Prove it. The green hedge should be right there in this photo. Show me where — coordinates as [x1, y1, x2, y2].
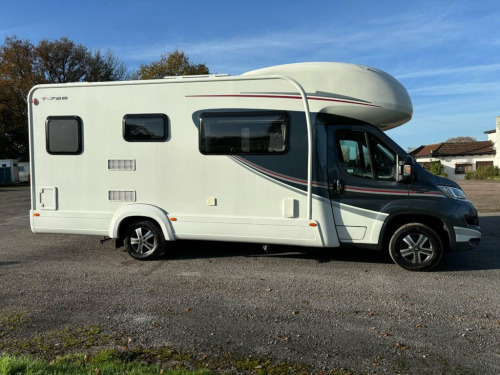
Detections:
[429, 161, 448, 177]
[465, 165, 500, 180]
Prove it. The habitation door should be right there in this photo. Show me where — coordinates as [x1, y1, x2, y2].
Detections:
[326, 126, 409, 245]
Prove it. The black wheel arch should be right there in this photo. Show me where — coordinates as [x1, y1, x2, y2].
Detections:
[381, 213, 451, 253]
[117, 215, 163, 241]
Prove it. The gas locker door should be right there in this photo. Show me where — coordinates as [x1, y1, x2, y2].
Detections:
[326, 125, 409, 245]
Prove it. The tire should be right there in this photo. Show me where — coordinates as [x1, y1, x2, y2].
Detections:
[124, 220, 166, 260]
[388, 223, 443, 271]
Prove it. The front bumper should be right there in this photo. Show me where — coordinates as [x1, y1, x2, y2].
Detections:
[453, 226, 481, 252]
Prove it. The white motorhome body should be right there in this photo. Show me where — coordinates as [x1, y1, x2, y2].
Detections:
[28, 62, 480, 271]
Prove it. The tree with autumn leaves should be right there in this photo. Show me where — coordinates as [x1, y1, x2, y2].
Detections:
[0, 36, 209, 161]
[0, 37, 40, 161]
[132, 49, 209, 79]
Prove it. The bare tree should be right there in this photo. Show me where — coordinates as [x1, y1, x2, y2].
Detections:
[36, 37, 88, 83]
[85, 49, 128, 82]
[35, 38, 128, 83]
[446, 136, 477, 143]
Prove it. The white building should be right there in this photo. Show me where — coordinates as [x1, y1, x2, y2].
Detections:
[485, 116, 500, 167]
[0, 159, 19, 184]
[410, 116, 499, 180]
[18, 162, 30, 183]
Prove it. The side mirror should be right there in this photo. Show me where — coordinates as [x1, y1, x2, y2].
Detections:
[398, 156, 413, 183]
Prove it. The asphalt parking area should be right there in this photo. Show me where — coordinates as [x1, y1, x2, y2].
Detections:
[1, 186, 499, 374]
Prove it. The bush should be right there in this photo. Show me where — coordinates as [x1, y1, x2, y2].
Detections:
[465, 165, 500, 180]
[429, 161, 447, 177]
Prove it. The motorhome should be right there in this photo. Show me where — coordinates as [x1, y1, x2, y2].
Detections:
[28, 62, 481, 271]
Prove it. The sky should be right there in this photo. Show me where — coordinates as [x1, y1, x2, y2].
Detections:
[1, 0, 499, 150]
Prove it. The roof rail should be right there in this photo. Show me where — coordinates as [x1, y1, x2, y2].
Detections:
[163, 73, 230, 79]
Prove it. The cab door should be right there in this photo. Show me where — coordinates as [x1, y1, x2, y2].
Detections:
[327, 126, 409, 245]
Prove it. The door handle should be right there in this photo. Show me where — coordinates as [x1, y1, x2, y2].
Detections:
[330, 179, 345, 195]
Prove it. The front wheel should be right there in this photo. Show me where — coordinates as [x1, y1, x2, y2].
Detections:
[389, 223, 443, 271]
[124, 220, 166, 260]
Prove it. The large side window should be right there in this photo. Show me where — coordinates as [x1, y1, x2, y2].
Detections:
[123, 114, 168, 142]
[199, 111, 288, 154]
[336, 130, 396, 181]
[46, 116, 83, 155]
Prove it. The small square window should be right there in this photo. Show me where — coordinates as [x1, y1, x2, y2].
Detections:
[46, 116, 83, 155]
[123, 114, 168, 142]
[455, 163, 472, 174]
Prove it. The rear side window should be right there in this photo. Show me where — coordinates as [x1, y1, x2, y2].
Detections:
[46, 116, 83, 155]
[199, 111, 288, 154]
[123, 114, 168, 142]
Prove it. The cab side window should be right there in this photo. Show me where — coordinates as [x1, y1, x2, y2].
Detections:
[337, 130, 372, 179]
[336, 130, 396, 181]
[370, 135, 396, 181]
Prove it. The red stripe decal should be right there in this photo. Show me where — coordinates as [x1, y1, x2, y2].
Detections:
[409, 191, 443, 196]
[186, 94, 381, 108]
[232, 158, 444, 197]
[348, 186, 443, 196]
[232, 156, 326, 188]
[347, 187, 408, 195]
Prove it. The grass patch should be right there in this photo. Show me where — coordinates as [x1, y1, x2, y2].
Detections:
[0, 323, 127, 358]
[0, 352, 211, 375]
[0, 312, 26, 339]
[0, 350, 356, 375]
[0, 311, 128, 359]
[0, 311, 355, 374]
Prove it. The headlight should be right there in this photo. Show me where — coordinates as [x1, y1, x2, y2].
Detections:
[438, 185, 466, 199]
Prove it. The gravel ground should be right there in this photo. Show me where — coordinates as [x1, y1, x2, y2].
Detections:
[0, 185, 499, 374]
[457, 179, 500, 213]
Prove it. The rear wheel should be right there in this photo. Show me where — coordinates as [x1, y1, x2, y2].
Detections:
[124, 220, 166, 260]
[389, 223, 443, 271]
